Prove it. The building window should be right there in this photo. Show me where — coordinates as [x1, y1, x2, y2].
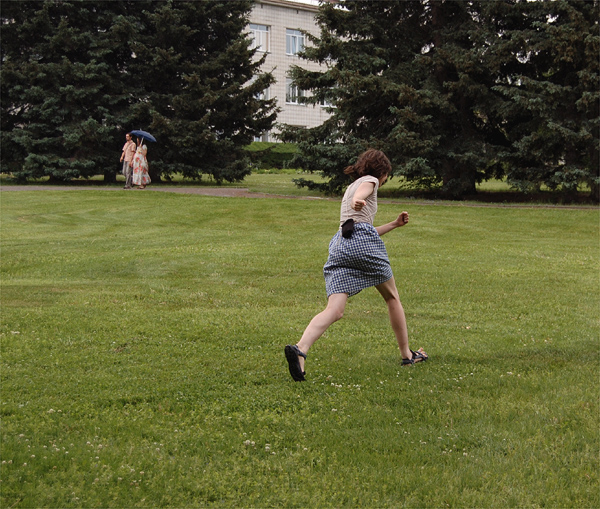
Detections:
[250, 23, 270, 52]
[286, 78, 305, 104]
[286, 28, 304, 55]
[255, 86, 270, 101]
[254, 132, 270, 142]
[319, 96, 332, 108]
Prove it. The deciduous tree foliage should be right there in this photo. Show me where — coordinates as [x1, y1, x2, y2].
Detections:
[280, 0, 598, 200]
[1, 0, 277, 183]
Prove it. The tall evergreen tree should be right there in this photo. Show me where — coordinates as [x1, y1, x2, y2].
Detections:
[487, 0, 599, 200]
[280, 0, 509, 197]
[1, 0, 277, 183]
[1, 1, 132, 181]
[125, 0, 277, 183]
[281, 0, 598, 200]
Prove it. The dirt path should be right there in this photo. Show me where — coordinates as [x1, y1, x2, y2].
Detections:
[1, 185, 596, 210]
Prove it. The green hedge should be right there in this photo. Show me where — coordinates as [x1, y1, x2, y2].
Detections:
[244, 142, 298, 169]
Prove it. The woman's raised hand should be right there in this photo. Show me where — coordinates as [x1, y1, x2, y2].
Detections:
[396, 211, 409, 226]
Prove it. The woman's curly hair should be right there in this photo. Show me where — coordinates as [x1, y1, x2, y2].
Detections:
[343, 149, 391, 181]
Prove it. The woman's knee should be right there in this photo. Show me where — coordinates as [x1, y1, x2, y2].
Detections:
[332, 308, 344, 322]
[325, 294, 347, 322]
[377, 281, 400, 302]
[324, 304, 344, 322]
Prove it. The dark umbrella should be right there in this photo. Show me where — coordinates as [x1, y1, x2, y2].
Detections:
[130, 129, 156, 143]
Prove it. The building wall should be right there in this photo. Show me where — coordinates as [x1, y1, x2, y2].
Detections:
[250, 0, 330, 141]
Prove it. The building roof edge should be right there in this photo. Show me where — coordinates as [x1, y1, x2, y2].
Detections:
[255, 0, 321, 13]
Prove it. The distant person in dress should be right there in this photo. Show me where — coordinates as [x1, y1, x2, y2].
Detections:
[131, 136, 151, 189]
[120, 133, 136, 189]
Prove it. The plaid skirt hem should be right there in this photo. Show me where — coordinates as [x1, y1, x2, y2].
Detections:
[323, 223, 393, 297]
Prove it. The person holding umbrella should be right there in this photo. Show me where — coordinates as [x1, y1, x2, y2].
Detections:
[130, 130, 155, 190]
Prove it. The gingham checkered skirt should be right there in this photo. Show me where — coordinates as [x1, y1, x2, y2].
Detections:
[323, 222, 393, 297]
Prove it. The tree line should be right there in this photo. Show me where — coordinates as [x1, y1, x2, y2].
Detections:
[1, 0, 598, 200]
[281, 0, 599, 200]
[1, 0, 277, 183]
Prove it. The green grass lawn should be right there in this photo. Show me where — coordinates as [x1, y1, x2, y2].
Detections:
[2, 170, 595, 205]
[1, 190, 598, 507]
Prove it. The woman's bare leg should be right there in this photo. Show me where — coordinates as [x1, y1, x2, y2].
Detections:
[376, 278, 412, 359]
[295, 293, 348, 371]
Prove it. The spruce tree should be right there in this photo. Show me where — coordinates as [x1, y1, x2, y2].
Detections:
[1, 1, 132, 181]
[280, 0, 509, 197]
[1, 0, 277, 184]
[487, 0, 599, 200]
[123, 0, 277, 183]
[281, 0, 598, 200]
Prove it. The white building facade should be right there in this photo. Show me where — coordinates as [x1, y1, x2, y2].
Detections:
[249, 0, 331, 141]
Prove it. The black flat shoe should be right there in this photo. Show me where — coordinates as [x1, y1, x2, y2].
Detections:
[402, 348, 429, 366]
[284, 345, 306, 381]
